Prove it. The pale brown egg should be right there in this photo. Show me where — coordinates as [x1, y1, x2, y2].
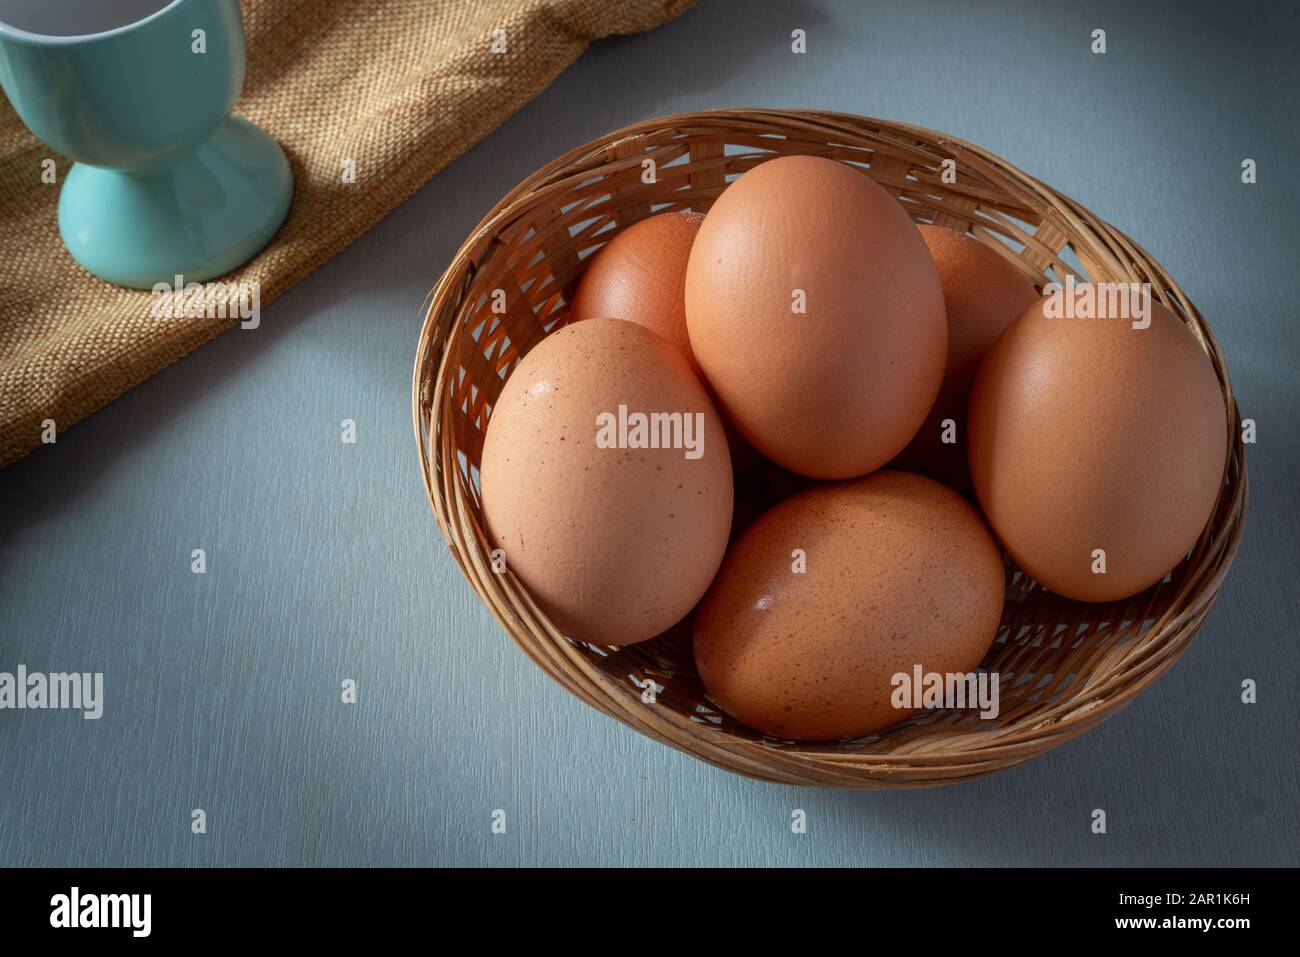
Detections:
[890, 225, 1040, 490]
[968, 295, 1228, 602]
[685, 155, 947, 480]
[569, 210, 705, 375]
[693, 471, 1005, 741]
[481, 319, 733, 645]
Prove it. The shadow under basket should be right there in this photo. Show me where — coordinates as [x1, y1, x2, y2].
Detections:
[412, 109, 1247, 788]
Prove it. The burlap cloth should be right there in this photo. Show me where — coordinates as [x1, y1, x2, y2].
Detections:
[0, 0, 694, 468]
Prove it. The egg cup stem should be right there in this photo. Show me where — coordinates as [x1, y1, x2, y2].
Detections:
[57, 116, 293, 289]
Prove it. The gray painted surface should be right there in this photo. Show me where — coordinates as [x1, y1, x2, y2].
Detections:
[1, 0, 1296, 867]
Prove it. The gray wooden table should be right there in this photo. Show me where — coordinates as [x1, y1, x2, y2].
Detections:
[2, 0, 1297, 867]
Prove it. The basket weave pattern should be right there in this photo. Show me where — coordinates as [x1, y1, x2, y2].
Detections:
[413, 109, 1247, 788]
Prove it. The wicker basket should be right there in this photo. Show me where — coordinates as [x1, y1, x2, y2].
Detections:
[412, 109, 1247, 788]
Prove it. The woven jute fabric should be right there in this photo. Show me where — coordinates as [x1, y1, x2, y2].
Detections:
[0, 0, 694, 468]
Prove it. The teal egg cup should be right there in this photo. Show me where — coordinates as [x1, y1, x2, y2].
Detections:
[0, 0, 293, 289]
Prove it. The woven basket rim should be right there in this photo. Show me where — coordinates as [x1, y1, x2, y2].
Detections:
[411, 108, 1247, 788]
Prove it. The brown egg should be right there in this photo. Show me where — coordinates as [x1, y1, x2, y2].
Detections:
[694, 471, 1005, 741]
[968, 295, 1228, 602]
[569, 210, 705, 375]
[890, 225, 1040, 490]
[481, 319, 733, 645]
[685, 155, 947, 480]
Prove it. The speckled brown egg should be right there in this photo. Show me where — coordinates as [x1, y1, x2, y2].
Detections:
[685, 155, 947, 480]
[693, 471, 1005, 740]
[968, 295, 1228, 602]
[481, 319, 733, 646]
[890, 225, 1040, 490]
[569, 210, 705, 375]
